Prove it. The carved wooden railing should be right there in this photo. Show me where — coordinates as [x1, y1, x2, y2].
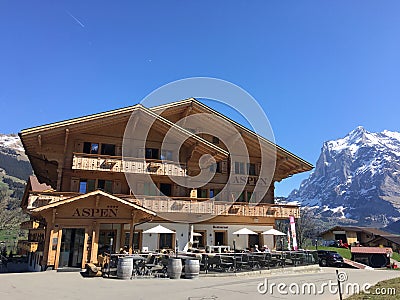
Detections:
[131, 196, 300, 219]
[72, 153, 187, 176]
[26, 192, 300, 219]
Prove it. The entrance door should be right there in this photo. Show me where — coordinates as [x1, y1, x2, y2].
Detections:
[248, 234, 260, 250]
[214, 231, 226, 246]
[59, 228, 85, 268]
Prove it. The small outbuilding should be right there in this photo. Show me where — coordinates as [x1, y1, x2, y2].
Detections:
[351, 247, 392, 268]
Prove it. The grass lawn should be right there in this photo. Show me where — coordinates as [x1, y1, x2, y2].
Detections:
[306, 246, 352, 259]
[346, 277, 400, 299]
[391, 252, 400, 263]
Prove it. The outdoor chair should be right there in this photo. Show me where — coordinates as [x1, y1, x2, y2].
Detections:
[217, 255, 234, 272]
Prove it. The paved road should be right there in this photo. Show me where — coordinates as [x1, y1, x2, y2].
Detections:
[1, 267, 399, 300]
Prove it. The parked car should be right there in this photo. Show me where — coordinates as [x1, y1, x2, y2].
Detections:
[317, 250, 344, 267]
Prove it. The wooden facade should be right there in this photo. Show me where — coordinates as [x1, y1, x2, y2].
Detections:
[18, 98, 313, 271]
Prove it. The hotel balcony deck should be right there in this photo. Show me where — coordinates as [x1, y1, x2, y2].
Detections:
[26, 192, 300, 219]
[72, 153, 187, 176]
[130, 196, 299, 219]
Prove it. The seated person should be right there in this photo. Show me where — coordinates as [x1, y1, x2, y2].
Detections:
[262, 245, 271, 253]
[254, 245, 261, 253]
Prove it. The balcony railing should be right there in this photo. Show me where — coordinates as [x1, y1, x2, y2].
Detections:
[17, 240, 40, 253]
[72, 153, 187, 176]
[131, 196, 300, 219]
[20, 220, 41, 230]
[25, 192, 299, 219]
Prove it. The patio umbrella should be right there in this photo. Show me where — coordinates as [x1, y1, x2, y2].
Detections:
[233, 228, 257, 235]
[143, 225, 175, 252]
[232, 228, 258, 250]
[261, 229, 286, 236]
[262, 228, 286, 250]
[143, 224, 175, 234]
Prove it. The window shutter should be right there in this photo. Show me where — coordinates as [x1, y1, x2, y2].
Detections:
[71, 177, 80, 192]
[221, 160, 228, 173]
[113, 180, 121, 194]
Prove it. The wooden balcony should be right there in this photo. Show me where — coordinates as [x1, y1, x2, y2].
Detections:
[72, 153, 187, 176]
[26, 192, 78, 209]
[25, 192, 299, 219]
[18, 240, 39, 253]
[131, 196, 300, 219]
[20, 220, 41, 230]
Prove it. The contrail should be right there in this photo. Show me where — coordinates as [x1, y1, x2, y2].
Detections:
[66, 10, 85, 28]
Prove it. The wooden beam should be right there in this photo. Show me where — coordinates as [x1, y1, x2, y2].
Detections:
[37, 134, 42, 149]
[56, 128, 69, 191]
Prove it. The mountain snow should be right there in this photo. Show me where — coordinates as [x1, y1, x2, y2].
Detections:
[0, 134, 24, 152]
[288, 126, 400, 227]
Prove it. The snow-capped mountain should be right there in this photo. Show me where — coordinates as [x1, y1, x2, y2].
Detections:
[288, 126, 400, 227]
[0, 133, 28, 160]
[0, 133, 32, 180]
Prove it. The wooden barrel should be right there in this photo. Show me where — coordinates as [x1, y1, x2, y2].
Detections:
[117, 256, 133, 280]
[184, 259, 200, 279]
[168, 258, 182, 279]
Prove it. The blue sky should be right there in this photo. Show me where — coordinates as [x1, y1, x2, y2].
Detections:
[1, 1, 400, 196]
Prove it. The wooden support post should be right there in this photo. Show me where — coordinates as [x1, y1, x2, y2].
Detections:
[119, 223, 124, 251]
[128, 220, 134, 254]
[54, 229, 62, 269]
[128, 210, 136, 254]
[90, 221, 100, 263]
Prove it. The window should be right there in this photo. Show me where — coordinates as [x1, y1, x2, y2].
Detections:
[83, 142, 99, 154]
[198, 189, 208, 198]
[79, 179, 95, 193]
[101, 144, 116, 156]
[212, 136, 220, 144]
[159, 183, 172, 196]
[237, 191, 245, 202]
[97, 180, 113, 193]
[210, 162, 221, 173]
[161, 150, 173, 161]
[247, 191, 253, 202]
[145, 148, 159, 159]
[234, 162, 245, 174]
[209, 189, 221, 199]
[124, 232, 141, 251]
[159, 233, 173, 249]
[79, 179, 112, 193]
[247, 163, 256, 176]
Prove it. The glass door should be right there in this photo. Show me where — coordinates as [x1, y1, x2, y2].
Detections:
[59, 228, 85, 268]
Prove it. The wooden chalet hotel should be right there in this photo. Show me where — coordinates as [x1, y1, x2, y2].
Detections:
[18, 98, 312, 271]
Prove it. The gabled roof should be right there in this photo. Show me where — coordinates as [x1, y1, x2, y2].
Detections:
[20, 104, 227, 158]
[19, 103, 228, 186]
[31, 190, 157, 216]
[320, 225, 396, 237]
[151, 98, 313, 177]
[369, 235, 400, 246]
